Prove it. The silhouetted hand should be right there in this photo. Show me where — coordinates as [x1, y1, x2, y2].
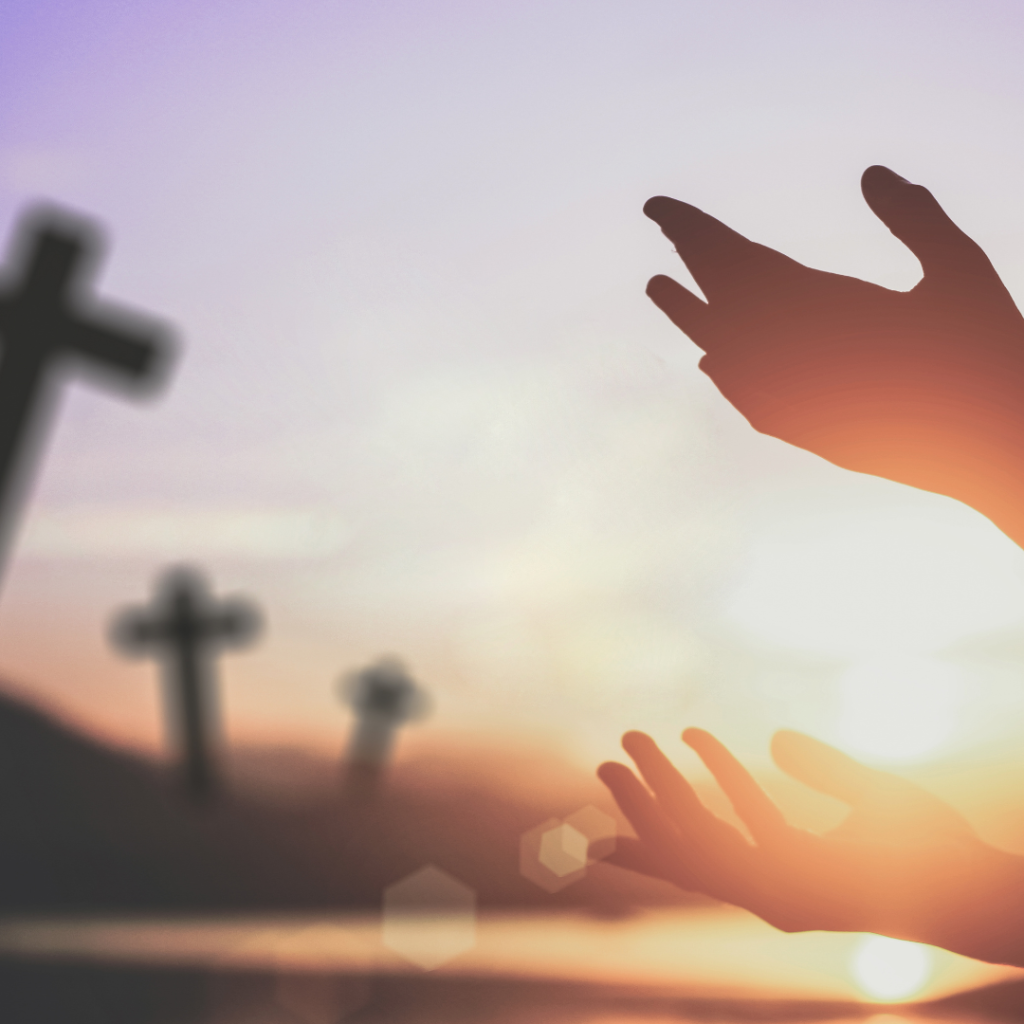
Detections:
[599, 729, 1024, 966]
[645, 167, 1024, 546]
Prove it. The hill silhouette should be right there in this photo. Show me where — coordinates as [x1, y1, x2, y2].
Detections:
[0, 685, 695, 913]
[9, 681, 1022, 916]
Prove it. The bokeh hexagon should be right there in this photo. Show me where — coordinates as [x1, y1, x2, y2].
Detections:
[565, 804, 617, 862]
[538, 822, 588, 878]
[382, 864, 476, 970]
[519, 817, 587, 893]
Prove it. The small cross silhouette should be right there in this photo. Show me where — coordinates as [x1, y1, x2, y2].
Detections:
[0, 207, 173, 580]
[111, 566, 262, 800]
[339, 656, 429, 792]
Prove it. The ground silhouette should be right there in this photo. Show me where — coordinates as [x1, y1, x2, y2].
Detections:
[0, 684, 690, 913]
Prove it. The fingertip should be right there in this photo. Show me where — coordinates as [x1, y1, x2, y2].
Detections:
[861, 165, 913, 208]
[862, 164, 909, 185]
[771, 728, 803, 743]
[682, 728, 738, 768]
[646, 274, 675, 299]
[771, 729, 822, 754]
[621, 730, 652, 756]
[769, 729, 797, 764]
[681, 727, 712, 748]
[643, 195, 678, 223]
[597, 760, 630, 785]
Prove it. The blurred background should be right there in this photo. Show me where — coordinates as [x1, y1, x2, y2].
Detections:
[2, 1, 1024, 1019]
[4, 0, 1024, 775]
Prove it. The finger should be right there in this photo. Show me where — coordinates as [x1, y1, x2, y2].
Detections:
[860, 165, 995, 282]
[682, 729, 789, 843]
[772, 731, 976, 841]
[621, 731, 717, 827]
[599, 756, 744, 897]
[646, 275, 712, 348]
[597, 760, 681, 851]
[770, 730, 886, 806]
[644, 196, 777, 305]
[620, 731, 752, 888]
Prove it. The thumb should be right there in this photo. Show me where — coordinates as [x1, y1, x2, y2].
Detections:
[861, 165, 991, 280]
[770, 730, 888, 806]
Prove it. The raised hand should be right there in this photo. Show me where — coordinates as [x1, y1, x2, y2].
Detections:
[645, 167, 1024, 546]
[599, 729, 1024, 966]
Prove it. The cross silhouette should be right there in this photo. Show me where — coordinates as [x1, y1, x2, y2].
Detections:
[111, 566, 262, 800]
[339, 656, 429, 792]
[0, 207, 172, 578]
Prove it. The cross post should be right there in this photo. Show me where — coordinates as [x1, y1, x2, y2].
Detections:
[111, 566, 262, 801]
[0, 207, 172, 581]
[339, 656, 429, 795]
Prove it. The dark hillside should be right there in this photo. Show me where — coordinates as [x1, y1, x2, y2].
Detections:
[0, 687, 694, 913]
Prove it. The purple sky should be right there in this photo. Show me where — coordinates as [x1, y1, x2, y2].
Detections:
[2, 1, 1024, 770]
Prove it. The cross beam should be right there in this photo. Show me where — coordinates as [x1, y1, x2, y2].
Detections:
[0, 207, 172, 578]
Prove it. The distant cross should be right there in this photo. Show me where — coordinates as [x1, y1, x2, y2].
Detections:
[339, 656, 429, 793]
[0, 207, 172, 579]
[111, 566, 262, 801]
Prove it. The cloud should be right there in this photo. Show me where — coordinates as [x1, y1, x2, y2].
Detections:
[18, 506, 350, 560]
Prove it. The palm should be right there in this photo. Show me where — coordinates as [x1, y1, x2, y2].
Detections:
[599, 729, 1024, 965]
[645, 166, 1024, 541]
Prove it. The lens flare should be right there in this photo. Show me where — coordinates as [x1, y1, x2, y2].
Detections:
[836, 656, 964, 762]
[852, 935, 932, 1001]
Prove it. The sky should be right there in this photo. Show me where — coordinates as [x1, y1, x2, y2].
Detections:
[2, 0, 1024, 775]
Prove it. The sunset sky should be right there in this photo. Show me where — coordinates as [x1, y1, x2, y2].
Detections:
[2, 0, 1024, 777]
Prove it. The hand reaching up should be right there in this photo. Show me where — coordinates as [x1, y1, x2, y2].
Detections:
[645, 167, 1024, 546]
[599, 729, 1024, 966]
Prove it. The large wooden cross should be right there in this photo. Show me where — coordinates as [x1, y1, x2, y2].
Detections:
[0, 208, 172, 576]
[112, 566, 262, 800]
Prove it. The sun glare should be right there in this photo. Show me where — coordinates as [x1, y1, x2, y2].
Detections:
[727, 502, 1024, 658]
[851, 935, 932, 1001]
[835, 656, 964, 762]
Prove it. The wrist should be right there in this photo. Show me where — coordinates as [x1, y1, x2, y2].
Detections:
[883, 407, 1024, 552]
[927, 845, 1024, 968]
